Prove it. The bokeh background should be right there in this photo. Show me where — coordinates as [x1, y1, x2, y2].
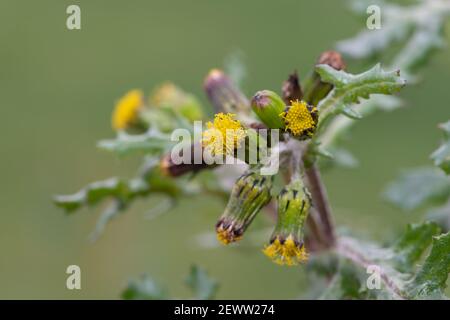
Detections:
[1, 0, 449, 299]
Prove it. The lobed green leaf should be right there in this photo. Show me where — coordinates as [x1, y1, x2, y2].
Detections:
[316, 63, 406, 116]
[383, 167, 450, 211]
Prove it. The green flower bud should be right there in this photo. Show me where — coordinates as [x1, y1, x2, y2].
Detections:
[216, 172, 272, 244]
[251, 90, 286, 130]
[150, 82, 203, 121]
[263, 179, 311, 266]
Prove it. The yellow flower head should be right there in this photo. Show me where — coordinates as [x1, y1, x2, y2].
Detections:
[112, 89, 144, 130]
[202, 113, 246, 156]
[216, 221, 243, 245]
[263, 235, 308, 266]
[280, 100, 318, 138]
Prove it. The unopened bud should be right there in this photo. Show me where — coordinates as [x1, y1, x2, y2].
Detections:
[302, 50, 346, 106]
[216, 172, 272, 244]
[150, 82, 203, 121]
[204, 69, 250, 114]
[251, 90, 286, 130]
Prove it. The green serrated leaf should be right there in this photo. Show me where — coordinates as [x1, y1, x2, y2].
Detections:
[53, 177, 149, 214]
[383, 167, 450, 211]
[121, 275, 168, 300]
[334, 222, 450, 299]
[185, 265, 218, 300]
[408, 232, 450, 299]
[316, 64, 406, 115]
[393, 222, 441, 273]
[431, 120, 450, 174]
[54, 160, 186, 238]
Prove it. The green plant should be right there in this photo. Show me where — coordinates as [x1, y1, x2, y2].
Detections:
[54, 0, 450, 299]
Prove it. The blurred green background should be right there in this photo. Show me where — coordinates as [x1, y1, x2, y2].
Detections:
[0, 0, 449, 299]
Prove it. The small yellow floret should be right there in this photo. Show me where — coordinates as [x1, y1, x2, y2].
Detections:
[202, 113, 246, 156]
[263, 235, 308, 266]
[150, 82, 177, 107]
[112, 89, 144, 130]
[216, 225, 242, 245]
[280, 100, 317, 137]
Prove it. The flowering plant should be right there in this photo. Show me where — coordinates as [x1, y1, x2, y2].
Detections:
[55, 0, 450, 299]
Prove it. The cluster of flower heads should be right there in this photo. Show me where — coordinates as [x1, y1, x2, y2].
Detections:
[110, 69, 321, 266]
[200, 92, 319, 159]
[111, 83, 203, 133]
[215, 171, 311, 266]
[197, 87, 318, 266]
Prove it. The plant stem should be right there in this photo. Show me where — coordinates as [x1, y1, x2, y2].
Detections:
[336, 236, 407, 300]
[305, 163, 336, 248]
[304, 208, 328, 251]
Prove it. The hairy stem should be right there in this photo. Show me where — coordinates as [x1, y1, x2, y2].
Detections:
[305, 163, 336, 248]
[304, 208, 328, 251]
[336, 237, 407, 300]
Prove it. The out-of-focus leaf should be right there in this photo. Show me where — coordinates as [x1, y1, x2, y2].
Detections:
[98, 132, 171, 156]
[337, 0, 450, 68]
[431, 120, 450, 174]
[150, 82, 204, 121]
[319, 261, 369, 300]
[392, 222, 441, 272]
[407, 232, 450, 299]
[122, 275, 168, 300]
[54, 161, 186, 238]
[185, 265, 218, 300]
[316, 64, 406, 115]
[392, 19, 445, 75]
[306, 252, 339, 278]
[121, 265, 219, 300]
[333, 222, 449, 299]
[53, 177, 149, 214]
[383, 167, 450, 211]
[427, 202, 450, 232]
[317, 95, 403, 152]
[332, 148, 359, 168]
[340, 105, 362, 120]
[336, 1, 412, 59]
[319, 148, 359, 170]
